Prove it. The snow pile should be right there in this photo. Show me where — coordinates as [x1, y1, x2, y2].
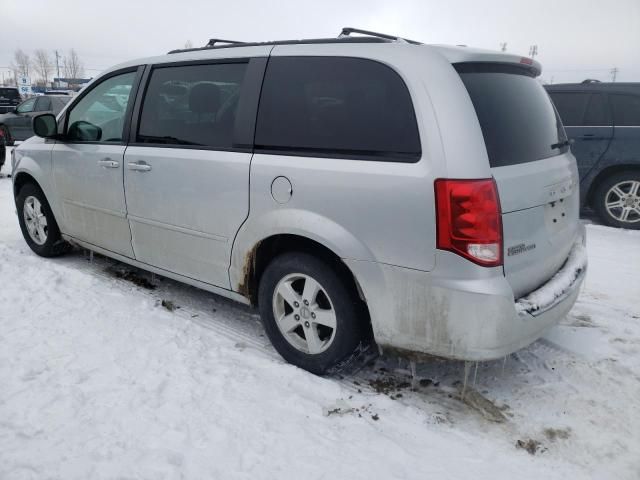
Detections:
[515, 242, 588, 314]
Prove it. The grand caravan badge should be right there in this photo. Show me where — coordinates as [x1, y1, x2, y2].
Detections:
[507, 243, 536, 257]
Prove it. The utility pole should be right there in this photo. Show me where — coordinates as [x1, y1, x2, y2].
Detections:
[528, 45, 538, 59]
[55, 50, 61, 83]
[500, 42, 507, 52]
[610, 67, 618, 82]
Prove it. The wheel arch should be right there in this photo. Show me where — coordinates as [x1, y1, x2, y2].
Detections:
[13, 171, 41, 197]
[234, 232, 371, 329]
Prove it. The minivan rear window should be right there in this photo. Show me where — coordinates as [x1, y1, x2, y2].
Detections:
[0, 88, 20, 100]
[255, 56, 421, 162]
[456, 63, 568, 168]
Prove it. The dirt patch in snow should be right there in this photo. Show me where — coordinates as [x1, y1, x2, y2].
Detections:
[323, 399, 379, 421]
[161, 299, 178, 312]
[365, 367, 438, 400]
[458, 385, 509, 423]
[108, 268, 156, 290]
[543, 427, 571, 441]
[516, 439, 545, 455]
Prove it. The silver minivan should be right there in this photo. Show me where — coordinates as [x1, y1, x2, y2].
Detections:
[12, 29, 587, 374]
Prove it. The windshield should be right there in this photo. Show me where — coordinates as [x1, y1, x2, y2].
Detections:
[456, 63, 568, 168]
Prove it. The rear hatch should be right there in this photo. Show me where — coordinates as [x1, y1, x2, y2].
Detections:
[0, 87, 21, 112]
[456, 62, 581, 298]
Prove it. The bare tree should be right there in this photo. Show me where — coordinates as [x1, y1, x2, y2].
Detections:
[33, 49, 53, 86]
[62, 49, 85, 79]
[10, 49, 31, 82]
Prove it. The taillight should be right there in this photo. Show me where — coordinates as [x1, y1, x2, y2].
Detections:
[434, 178, 503, 267]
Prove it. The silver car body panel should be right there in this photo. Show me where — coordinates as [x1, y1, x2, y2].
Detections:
[124, 147, 251, 288]
[13, 41, 585, 361]
[52, 142, 134, 257]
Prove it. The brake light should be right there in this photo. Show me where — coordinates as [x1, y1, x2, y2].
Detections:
[434, 178, 503, 267]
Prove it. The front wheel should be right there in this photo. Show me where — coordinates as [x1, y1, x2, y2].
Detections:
[16, 183, 71, 256]
[593, 171, 640, 229]
[258, 252, 370, 375]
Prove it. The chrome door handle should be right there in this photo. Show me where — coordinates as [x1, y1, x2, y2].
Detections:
[127, 162, 152, 172]
[98, 159, 120, 168]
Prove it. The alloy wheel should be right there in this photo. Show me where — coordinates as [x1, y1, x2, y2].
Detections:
[604, 180, 640, 224]
[23, 195, 48, 245]
[272, 273, 337, 354]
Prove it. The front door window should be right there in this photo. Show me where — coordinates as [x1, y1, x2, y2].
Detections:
[66, 72, 136, 143]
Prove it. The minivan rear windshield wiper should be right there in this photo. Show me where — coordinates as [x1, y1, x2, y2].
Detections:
[550, 140, 570, 150]
[138, 135, 202, 146]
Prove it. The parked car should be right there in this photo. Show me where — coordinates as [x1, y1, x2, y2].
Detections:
[0, 95, 71, 146]
[546, 81, 640, 229]
[12, 28, 587, 374]
[0, 87, 22, 114]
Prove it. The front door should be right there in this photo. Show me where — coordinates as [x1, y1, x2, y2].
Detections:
[123, 59, 262, 288]
[52, 69, 140, 257]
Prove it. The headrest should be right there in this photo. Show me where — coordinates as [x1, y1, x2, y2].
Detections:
[189, 83, 221, 114]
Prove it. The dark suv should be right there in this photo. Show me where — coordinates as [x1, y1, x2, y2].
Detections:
[546, 81, 640, 229]
[0, 87, 22, 114]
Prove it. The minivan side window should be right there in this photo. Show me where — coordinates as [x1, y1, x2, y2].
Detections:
[66, 71, 136, 143]
[254, 56, 421, 162]
[610, 94, 640, 126]
[137, 62, 248, 148]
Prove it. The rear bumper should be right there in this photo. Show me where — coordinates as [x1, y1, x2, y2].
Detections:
[346, 227, 587, 361]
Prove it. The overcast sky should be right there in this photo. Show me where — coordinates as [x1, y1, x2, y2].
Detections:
[1, 0, 639, 84]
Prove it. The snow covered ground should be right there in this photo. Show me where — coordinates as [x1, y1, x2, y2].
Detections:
[1, 155, 639, 480]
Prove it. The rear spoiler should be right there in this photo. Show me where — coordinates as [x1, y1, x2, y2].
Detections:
[429, 45, 542, 77]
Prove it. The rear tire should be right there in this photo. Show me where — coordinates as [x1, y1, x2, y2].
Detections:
[258, 252, 370, 375]
[593, 170, 640, 229]
[16, 182, 71, 257]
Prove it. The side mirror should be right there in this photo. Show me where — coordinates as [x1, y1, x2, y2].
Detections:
[68, 120, 102, 142]
[33, 113, 58, 138]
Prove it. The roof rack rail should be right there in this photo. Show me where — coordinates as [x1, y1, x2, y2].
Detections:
[339, 27, 422, 45]
[206, 38, 245, 47]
